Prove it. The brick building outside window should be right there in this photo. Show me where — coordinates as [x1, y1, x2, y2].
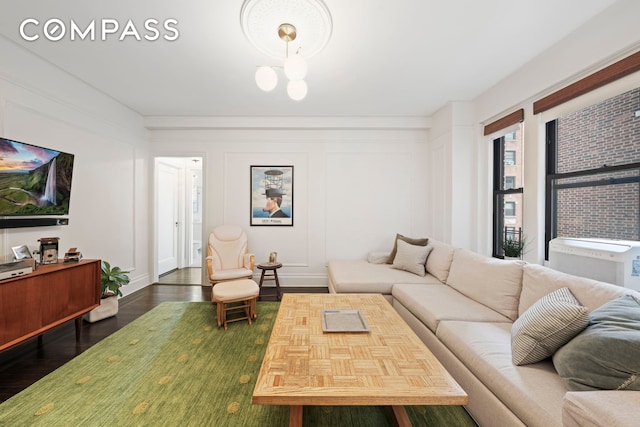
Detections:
[548, 87, 640, 244]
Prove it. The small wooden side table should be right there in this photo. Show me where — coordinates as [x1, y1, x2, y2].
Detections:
[257, 262, 282, 300]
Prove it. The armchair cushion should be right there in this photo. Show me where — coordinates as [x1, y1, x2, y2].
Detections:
[210, 268, 254, 283]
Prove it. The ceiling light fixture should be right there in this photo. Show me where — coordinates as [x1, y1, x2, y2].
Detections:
[240, 0, 332, 101]
[253, 23, 308, 100]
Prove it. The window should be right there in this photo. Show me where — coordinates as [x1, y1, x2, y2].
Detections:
[545, 87, 640, 258]
[492, 125, 524, 258]
[504, 151, 516, 165]
[504, 176, 516, 189]
[505, 201, 516, 217]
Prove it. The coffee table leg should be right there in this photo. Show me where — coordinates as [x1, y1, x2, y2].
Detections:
[391, 405, 412, 427]
[289, 405, 303, 427]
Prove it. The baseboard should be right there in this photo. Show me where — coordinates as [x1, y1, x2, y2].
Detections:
[251, 273, 328, 288]
[122, 274, 151, 297]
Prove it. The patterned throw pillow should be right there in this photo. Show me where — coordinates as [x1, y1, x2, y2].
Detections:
[511, 287, 589, 365]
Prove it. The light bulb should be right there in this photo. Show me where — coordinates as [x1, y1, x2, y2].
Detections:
[287, 80, 308, 101]
[255, 66, 277, 91]
[284, 55, 308, 80]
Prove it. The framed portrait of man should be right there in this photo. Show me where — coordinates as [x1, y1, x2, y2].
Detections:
[250, 165, 293, 226]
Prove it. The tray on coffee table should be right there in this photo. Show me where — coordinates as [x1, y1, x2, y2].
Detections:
[321, 309, 370, 332]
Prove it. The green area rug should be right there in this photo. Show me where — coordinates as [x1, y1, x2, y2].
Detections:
[0, 302, 476, 426]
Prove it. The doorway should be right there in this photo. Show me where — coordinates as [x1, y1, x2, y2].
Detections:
[155, 156, 203, 285]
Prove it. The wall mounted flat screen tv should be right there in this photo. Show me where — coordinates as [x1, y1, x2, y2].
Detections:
[0, 137, 74, 216]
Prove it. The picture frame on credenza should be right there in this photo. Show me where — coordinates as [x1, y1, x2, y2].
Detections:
[11, 244, 32, 260]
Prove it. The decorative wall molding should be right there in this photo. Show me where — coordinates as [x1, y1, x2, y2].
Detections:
[144, 115, 432, 130]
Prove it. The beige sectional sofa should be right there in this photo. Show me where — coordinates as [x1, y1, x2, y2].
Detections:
[328, 239, 640, 427]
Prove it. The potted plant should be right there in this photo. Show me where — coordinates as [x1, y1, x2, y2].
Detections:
[502, 237, 527, 260]
[84, 261, 130, 323]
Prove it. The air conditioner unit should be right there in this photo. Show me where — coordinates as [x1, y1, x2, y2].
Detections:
[549, 237, 640, 291]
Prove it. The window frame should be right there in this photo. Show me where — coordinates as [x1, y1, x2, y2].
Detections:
[493, 136, 524, 258]
[544, 119, 640, 259]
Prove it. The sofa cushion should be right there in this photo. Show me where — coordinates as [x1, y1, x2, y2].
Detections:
[436, 320, 567, 427]
[392, 284, 511, 333]
[446, 249, 524, 321]
[563, 391, 640, 427]
[424, 239, 457, 283]
[367, 251, 390, 264]
[386, 234, 429, 264]
[391, 239, 432, 276]
[511, 287, 589, 365]
[327, 260, 438, 295]
[520, 264, 628, 316]
[553, 294, 640, 391]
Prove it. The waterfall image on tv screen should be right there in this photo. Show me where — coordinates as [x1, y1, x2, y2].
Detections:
[0, 138, 74, 216]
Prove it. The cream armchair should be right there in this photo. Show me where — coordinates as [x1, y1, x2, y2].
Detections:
[206, 224, 255, 284]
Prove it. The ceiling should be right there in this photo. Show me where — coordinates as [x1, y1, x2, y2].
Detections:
[0, 0, 618, 118]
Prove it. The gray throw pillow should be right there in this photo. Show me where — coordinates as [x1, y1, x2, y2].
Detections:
[511, 287, 589, 365]
[391, 239, 433, 277]
[553, 294, 640, 391]
[386, 234, 429, 264]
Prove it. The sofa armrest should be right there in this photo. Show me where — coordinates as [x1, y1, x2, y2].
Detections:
[563, 390, 640, 427]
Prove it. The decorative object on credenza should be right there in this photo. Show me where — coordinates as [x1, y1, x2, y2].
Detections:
[64, 247, 83, 263]
[0, 259, 34, 280]
[250, 165, 294, 226]
[38, 237, 59, 264]
[85, 261, 130, 323]
[11, 244, 32, 260]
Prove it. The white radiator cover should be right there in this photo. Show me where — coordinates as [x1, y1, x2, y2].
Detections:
[549, 237, 640, 291]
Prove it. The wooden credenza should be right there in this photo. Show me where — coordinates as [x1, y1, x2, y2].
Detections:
[0, 259, 101, 352]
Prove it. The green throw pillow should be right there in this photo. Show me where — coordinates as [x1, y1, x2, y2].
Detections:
[386, 234, 429, 264]
[553, 294, 640, 391]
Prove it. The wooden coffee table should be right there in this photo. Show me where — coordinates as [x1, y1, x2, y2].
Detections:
[252, 293, 468, 426]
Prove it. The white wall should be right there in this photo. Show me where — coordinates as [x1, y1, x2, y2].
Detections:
[428, 102, 476, 249]
[472, 0, 640, 263]
[150, 126, 429, 287]
[0, 36, 151, 296]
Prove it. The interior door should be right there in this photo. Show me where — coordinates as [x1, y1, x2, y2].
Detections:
[157, 161, 180, 275]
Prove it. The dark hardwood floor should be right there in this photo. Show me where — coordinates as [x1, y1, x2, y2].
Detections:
[0, 282, 327, 403]
[158, 267, 203, 285]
